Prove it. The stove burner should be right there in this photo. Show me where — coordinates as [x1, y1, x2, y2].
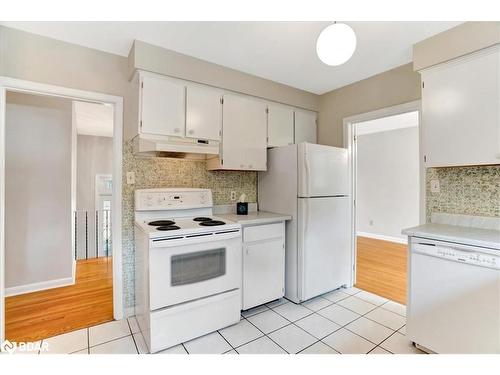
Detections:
[149, 220, 176, 226]
[193, 217, 213, 222]
[156, 225, 181, 231]
[199, 220, 226, 227]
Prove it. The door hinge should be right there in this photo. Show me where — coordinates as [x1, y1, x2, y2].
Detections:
[220, 97, 224, 105]
[140, 120, 142, 128]
[265, 108, 269, 114]
[354, 135, 357, 141]
[221, 159, 224, 165]
[422, 81, 424, 89]
[141, 82, 144, 89]
[424, 155, 427, 163]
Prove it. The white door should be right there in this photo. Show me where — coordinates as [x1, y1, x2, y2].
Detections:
[298, 197, 351, 301]
[294, 110, 317, 144]
[140, 75, 186, 137]
[298, 143, 348, 197]
[421, 47, 500, 167]
[267, 104, 294, 147]
[186, 85, 222, 141]
[221, 94, 267, 170]
[243, 239, 285, 310]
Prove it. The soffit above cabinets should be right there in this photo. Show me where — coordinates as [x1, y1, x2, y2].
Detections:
[0, 21, 462, 94]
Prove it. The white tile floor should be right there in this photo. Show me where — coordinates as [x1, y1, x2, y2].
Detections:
[29, 287, 423, 354]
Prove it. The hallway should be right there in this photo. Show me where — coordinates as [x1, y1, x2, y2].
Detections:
[5, 257, 113, 342]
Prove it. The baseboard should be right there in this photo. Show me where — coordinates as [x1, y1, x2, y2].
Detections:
[5, 260, 77, 297]
[357, 231, 407, 245]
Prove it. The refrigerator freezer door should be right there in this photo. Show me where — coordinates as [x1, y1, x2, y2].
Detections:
[298, 143, 349, 198]
[298, 196, 351, 301]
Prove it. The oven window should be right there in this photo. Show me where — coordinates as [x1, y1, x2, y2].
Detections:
[171, 248, 226, 286]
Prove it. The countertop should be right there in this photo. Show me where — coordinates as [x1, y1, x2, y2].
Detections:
[402, 223, 500, 250]
[218, 211, 292, 226]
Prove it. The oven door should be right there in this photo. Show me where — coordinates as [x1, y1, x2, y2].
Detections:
[148, 231, 242, 310]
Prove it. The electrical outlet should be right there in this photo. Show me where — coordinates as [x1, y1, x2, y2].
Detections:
[126, 172, 136, 185]
[230, 191, 237, 201]
[430, 179, 440, 193]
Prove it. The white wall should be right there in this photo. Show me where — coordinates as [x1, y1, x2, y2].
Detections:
[356, 121, 420, 242]
[76, 134, 113, 259]
[5, 92, 74, 291]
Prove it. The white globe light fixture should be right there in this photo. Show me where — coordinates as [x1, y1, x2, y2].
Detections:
[316, 23, 357, 66]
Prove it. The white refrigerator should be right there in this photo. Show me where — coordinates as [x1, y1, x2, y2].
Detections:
[258, 142, 351, 303]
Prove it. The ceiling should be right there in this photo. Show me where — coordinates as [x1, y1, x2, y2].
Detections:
[74, 101, 114, 137]
[1, 21, 462, 94]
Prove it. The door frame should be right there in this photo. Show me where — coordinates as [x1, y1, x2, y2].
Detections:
[342, 100, 424, 287]
[0, 77, 124, 343]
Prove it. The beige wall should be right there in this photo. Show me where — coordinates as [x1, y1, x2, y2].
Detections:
[317, 63, 421, 147]
[130, 40, 319, 111]
[413, 22, 500, 71]
[5, 92, 73, 290]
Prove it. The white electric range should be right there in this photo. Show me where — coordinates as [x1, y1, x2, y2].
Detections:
[134, 188, 242, 353]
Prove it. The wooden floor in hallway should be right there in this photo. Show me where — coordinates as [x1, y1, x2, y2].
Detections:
[355, 236, 407, 305]
[5, 257, 113, 342]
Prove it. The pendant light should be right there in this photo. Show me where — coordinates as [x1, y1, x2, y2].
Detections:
[316, 22, 357, 66]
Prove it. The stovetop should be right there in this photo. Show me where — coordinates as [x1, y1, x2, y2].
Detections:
[135, 215, 241, 238]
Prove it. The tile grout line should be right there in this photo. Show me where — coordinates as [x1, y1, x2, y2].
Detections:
[127, 318, 140, 354]
[240, 315, 291, 354]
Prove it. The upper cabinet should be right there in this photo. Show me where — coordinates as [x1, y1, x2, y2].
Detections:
[294, 110, 318, 144]
[267, 104, 294, 147]
[140, 74, 186, 137]
[421, 46, 500, 167]
[207, 94, 267, 171]
[132, 70, 318, 168]
[186, 85, 223, 141]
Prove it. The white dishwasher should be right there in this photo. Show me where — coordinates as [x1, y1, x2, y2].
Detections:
[407, 237, 500, 354]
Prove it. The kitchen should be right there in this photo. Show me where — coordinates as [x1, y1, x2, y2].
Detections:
[0, 8, 499, 373]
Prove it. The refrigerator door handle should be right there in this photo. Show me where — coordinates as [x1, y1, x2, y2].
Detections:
[303, 152, 310, 197]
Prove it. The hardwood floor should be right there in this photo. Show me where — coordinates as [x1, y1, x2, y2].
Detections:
[355, 236, 407, 305]
[5, 257, 113, 342]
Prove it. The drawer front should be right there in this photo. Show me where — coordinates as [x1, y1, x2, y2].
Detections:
[149, 289, 241, 353]
[243, 222, 285, 243]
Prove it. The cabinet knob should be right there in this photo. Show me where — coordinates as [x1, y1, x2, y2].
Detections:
[188, 129, 194, 135]
[174, 128, 180, 133]
[249, 164, 253, 168]
[240, 164, 245, 168]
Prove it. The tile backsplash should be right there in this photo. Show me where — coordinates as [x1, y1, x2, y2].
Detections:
[426, 165, 500, 221]
[121, 140, 257, 309]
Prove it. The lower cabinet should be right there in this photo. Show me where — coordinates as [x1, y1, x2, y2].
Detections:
[242, 222, 285, 310]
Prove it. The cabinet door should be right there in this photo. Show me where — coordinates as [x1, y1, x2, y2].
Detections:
[422, 48, 500, 167]
[267, 104, 294, 147]
[243, 239, 285, 310]
[222, 94, 267, 170]
[294, 110, 317, 144]
[186, 85, 222, 141]
[140, 75, 186, 137]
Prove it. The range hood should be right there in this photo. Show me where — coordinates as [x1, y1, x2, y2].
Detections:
[132, 135, 219, 159]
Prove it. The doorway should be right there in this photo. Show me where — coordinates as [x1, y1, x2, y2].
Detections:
[0, 77, 123, 344]
[344, 101, 424, 304]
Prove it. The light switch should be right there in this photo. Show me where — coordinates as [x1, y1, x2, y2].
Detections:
[430, 179, 440, 193]
[230, 191, 237, 201]
[126, 172, 136, 185]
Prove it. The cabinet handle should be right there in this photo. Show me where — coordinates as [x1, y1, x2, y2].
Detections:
[188, 129, 194, 135]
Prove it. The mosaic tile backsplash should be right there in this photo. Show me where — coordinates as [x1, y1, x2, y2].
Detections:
[121, 141, 257, 309]
[426, 165, 500, 222]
